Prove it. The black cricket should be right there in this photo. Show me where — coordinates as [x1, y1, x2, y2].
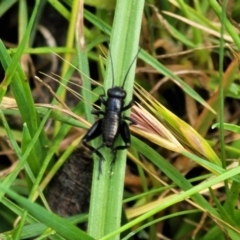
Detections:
[82, 46, 140, 178]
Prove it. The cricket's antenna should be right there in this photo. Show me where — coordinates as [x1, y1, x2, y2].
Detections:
[121, 47, 141, 89]
[99, 20, 115, 88]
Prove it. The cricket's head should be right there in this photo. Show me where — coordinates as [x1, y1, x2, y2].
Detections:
[107, 86, 126, 99]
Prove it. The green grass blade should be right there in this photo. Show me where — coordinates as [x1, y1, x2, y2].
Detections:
[0, 0, 39, 101]
[0, 187, 93, 240]
[102, 162, 240, 239]
[208, 0, 240, 49]
[22, 123, 40, 179]
[87, 0, 144, 239]
[131, 137, 218, 215]
[0, 0, 17, 17]
[0, 108, 50, 201]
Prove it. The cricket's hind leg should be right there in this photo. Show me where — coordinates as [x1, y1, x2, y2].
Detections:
[110, 121, 131, 172]
[82, 119, 105, 178]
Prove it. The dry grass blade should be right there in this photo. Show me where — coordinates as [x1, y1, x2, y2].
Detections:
[0, 97, 18, 109]
[35, 103, 90, 128]
[162, 11, 233, 42]
[50, 51, 103, 87]
[131, 104, 184, 152]
[38, 71, 100, 109]
[35, 76, 71, 110]
[133, 83, 221, 167]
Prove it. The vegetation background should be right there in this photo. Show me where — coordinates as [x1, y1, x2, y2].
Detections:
[0, 0, 240, 239]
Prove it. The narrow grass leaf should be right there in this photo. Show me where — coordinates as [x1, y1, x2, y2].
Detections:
[85, 0, 144, 238]
[0, 187, 93, 240]
[103, 159, 240, 239]
[0, 109, 50, 200]
[0, 0, 17, 17]
[212, 123, 240, 134]
[131, 137, 218, 216]
[0, 0, 40, 101]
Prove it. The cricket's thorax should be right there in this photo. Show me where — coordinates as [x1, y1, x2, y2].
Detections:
[106, 97, 122, 112]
